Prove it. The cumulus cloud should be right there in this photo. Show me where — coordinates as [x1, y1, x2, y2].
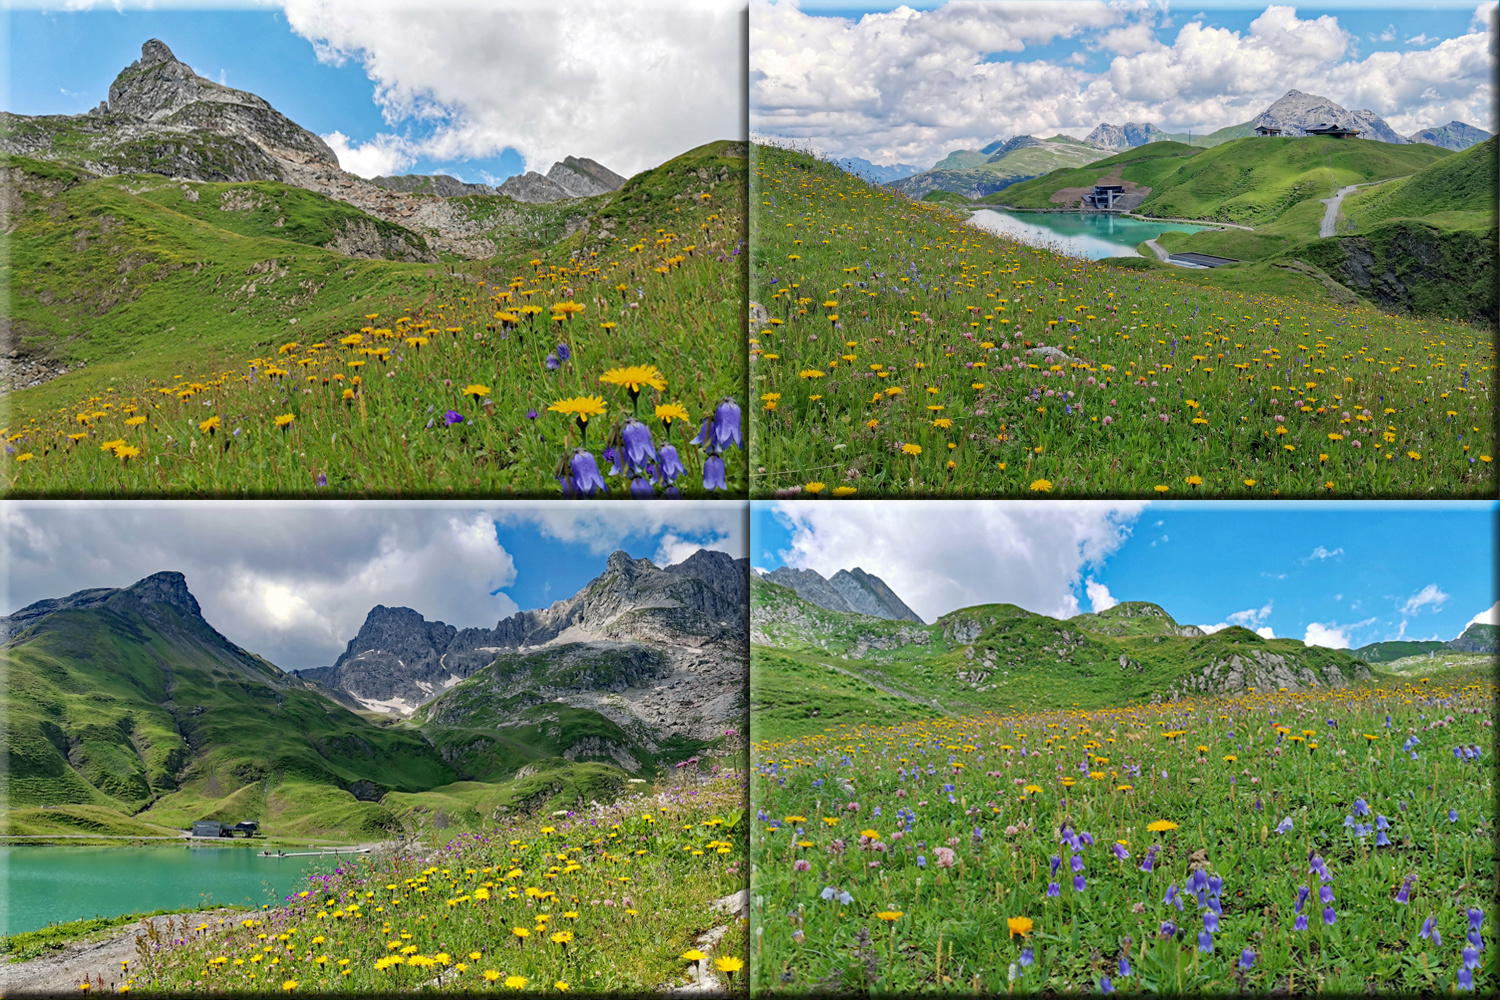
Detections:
[751, 0, 1497, 166]
[1255, 626, 1276, 639]
[4, 501, 745, 671]
[321, 129, 418, 178]
[1304, 621, 1351, 648]
[769, 500, 1147, 623]
[1198, 601, 1275, 638]
[1400, 583, 1451, 616]
[1466, 601, 1500, 627]
[282, 0, 742, 178]
[1084, 577, 1118, 612]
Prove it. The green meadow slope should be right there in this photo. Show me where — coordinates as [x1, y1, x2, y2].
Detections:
[1, 574, 457, 839]
[750, 577, 1377, 741]
[2, 572, 733, 841]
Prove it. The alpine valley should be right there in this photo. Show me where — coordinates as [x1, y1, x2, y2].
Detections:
[1, 549, 748, 842]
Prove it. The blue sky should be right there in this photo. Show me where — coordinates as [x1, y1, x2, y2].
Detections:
[7, 1, 742, 183]
[752, 501, 1496, 650]
[6, 501, 748, 670]
[752, 0, 1498, 166]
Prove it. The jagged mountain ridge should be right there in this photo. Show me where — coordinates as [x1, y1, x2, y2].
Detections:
[0, 39, 629, 254]
[756, 565, 921, 623]
[1254, 89, 1407, 143]
[316, 549, 748, 714]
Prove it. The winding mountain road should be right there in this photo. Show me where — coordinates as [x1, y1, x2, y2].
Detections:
[1319, 185, 1360, 237]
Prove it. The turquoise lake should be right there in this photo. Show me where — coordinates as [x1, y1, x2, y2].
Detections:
[0, 847, 348, 935]
[969, 210, 1208, 259]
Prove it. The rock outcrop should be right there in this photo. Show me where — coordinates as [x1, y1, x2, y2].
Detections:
[1084, 122, 1168, 148]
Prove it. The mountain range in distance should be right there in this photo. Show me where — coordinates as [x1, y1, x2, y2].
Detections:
[753, 563, 1495, 664]
[0, 37, 636, 260]
[751, 572, 1493, 740]
[752, 565, 922, 622]
[1, 550, 748, 838]
[861, 88, 1490, 197]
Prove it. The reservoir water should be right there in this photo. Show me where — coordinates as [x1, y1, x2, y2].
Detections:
[969, 210, 1207, 259]
[1, 846, 342, 935]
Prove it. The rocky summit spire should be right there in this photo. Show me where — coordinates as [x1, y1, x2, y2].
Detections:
[139, 38, 178, 66]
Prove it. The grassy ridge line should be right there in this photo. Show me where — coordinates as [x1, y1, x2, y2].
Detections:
[750, 578, 1380, 743]
[749, 142, 1493, 497]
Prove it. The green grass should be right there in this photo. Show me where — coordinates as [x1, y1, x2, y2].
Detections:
[748, 142, 1495, 497]
[750, 670, 1494, 993]
[124, 771, 748, 994]
[3, 140, 747, 495]
[1, 906, 251, 964]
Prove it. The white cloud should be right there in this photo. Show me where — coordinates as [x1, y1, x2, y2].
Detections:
[1304, 545, 1344, 562]
[4, 501, 746, 671]
[1400, 583, 1450, 616]
[770, 500, 1147, 623]
[1304, 621, 1351, 648]
[281, 0, 743, 178]
[751, 0, 1497, 167]
[1085, 577, 1118, 613]
[1466, 601, 1500, 627]
[1406, 33, 1434, 47]
[492, 503, 746, 563]
[321, 129, 418, 178]
[1256, 626, 1276, 639]
[1373, 24, 1397, 43]
[1227, 600, 1274, 628]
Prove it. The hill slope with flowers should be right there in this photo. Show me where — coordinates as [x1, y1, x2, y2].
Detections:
[750, 576, 1375, 742]
[4, 136, 746, 494]
[749, 143, 1492, 497]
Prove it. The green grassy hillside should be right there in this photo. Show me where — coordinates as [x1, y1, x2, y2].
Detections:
[897, 141, 1112, 198]
[1351, 639, 1449, 662]
[1, 591, 460, 839]
[749, 142, 1494, 497]
[750, 577, 1377, 742]
[999, 136, 1449, 227]
[4, 140, 747, 495]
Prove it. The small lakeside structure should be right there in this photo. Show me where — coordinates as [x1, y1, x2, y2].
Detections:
[1082, 184, 1127, 210]
[191, 820, 260, 838]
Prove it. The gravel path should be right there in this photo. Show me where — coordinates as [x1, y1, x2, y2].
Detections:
[0, 910, 245, 997]
[1319, 184, 1360, 237]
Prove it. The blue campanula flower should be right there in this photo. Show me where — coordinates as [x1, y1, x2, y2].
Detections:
[1323, 907, 1337, 926]
[629, 477, 655, 498]
[1294, 914, 1309, 931]
[566, 449, 607, 497]
[712, 398, 743, 450]
[1046, 882, 1060, 898]
[1420, 916, 1442, 947]
[657, 444, 686, 482]
[703, 454, 727, 491]
[1118, 957, 1130, 977]
[1073, 874, 1086, 892]
[1198, 931, 1214, 953]
[621, 418, 657, 474]
[1239, 949, 1255, 970]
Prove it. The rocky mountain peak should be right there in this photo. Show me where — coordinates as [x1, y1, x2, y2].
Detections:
[109, 39, 271, 123]
[140, 38, 178, 66]
[1256, 89, 1407, 143]
[1084, 122, 1166, 149]
[123, 570, 202, 618]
